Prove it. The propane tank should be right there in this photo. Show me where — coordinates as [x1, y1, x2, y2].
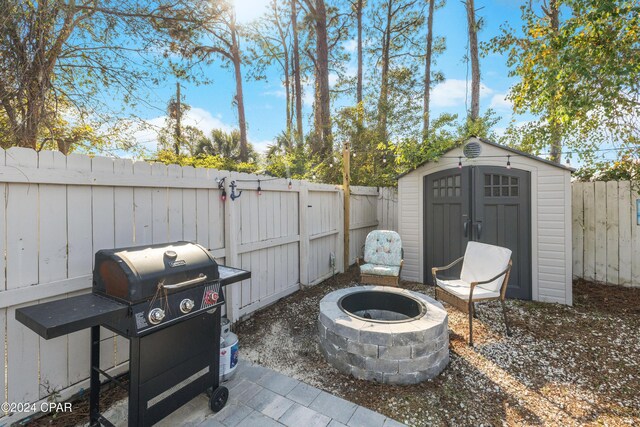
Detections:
[219, 317, 239, 382]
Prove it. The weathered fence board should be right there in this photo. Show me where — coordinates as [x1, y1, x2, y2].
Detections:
[572, 180, 640, 287]
[618, 181, 632, 285]
[0, 147, 397, 422]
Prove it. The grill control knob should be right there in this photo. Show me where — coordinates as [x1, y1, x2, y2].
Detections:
[180, 298, 195, 314]
[148, 308, 165, 325]
[204, 290, 219, 305]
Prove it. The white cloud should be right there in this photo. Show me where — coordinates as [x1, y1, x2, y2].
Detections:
[252, 139, 273, 154]
[489, 93, 513, 111]
[329, 72, 339, 88]
[263, 88, 286, 98]
[233, 0, 271, 24]
[343, 39, 357, 53]
[494, 119, 533, 138]
[430, 79, 494, 108]
[134, 107, 234, 152]
[134, 107, 275, 155]
[302, 83, 314, 107]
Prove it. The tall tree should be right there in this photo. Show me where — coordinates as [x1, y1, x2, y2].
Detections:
[370, 0, 424, 142]
[422, 0, 436, 138]
[545, 0, 561, 162]
[291, 0, 304, 146]
[247, 0, 294, 148]
[354, 0, 365, 104]
[302, 0, 332, 156]
[0, 0, 204, 152]
[182, 1, 250, 161]
[465, 0, 480, 121]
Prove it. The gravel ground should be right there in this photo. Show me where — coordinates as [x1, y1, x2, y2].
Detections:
[236, 267, 640, 427]
[25, 268, 639, 427]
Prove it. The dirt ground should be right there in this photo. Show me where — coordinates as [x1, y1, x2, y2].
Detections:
[236, 267, 640, 427]
[24, 269, 639, 426]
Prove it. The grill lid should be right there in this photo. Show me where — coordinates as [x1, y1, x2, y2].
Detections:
[93, 241, 219, 304]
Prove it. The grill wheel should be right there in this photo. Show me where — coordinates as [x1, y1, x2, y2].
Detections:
[209, 386, 229, 413]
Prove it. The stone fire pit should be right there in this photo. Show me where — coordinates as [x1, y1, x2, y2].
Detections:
[318, 286, 449, 385]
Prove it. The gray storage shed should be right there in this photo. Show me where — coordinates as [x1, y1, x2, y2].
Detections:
[397, 137, 573, 305]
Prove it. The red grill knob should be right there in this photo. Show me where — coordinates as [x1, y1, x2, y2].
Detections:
[204, 290, 219, 305]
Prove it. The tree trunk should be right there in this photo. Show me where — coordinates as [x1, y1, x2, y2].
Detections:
[315, 0, 332, 156]
[291, 0, 304, 147]
[466, 0, 480, 121]
[547, 0, 561, 163]
[313, 66, 323, 154]
[356, 0, 363, 105]
[284, 57, 292, 148]
[230, 13, 249, 162]
[422, 0, 435, 140]
[377, 0, 393, 143]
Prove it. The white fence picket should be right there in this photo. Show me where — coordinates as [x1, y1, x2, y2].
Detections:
[582, 184, 596, 280]
[1, 309, 5, 412]
[66, 154, 93, 386]
[617, 182, 632, 285]
[6, 148, 40, 404]
[91, 156, 118, 372]
[605, 181, 619, 285]
[632, 187, 640, 286]
[594, 182, 607, 282]
[152, 163, 170, 244]
[37, 151, 70, 397]
[571, 182, 584, 278]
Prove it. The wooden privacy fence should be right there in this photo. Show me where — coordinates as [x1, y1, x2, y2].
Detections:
[572, 181, 640, 287]
[0, 147, 397, 421]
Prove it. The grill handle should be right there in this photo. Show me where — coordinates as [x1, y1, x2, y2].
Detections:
[162, 273, 208, 290]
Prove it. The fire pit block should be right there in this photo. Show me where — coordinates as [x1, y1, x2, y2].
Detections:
[318, 286, 448, 385]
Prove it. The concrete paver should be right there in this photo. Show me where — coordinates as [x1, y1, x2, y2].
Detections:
[308, 391, 358, 425]
[85, 360, 405, 427]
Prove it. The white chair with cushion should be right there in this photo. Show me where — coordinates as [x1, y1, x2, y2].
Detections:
[432, 241, 512, 346]
[357, 230, 403, 287]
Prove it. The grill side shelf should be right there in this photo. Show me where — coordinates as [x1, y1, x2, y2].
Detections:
[218, 265, 251, 286]
[16, 294, 129, 340]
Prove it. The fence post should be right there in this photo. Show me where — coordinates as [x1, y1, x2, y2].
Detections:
[224, 171, 241, 322]
[299, 184, 309, 286]
[343, 142, 351, 269]
[336, 188, 345, 273]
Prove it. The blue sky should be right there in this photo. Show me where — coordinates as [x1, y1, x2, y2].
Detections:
[134, 0, 532, 155]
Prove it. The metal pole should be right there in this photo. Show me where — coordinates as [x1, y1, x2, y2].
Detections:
[89, 326, 100, 426]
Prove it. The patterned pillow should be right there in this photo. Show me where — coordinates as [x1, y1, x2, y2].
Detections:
[363, 230, 402, 267]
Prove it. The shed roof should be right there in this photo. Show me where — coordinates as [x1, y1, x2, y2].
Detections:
[397, 137, 574, 179]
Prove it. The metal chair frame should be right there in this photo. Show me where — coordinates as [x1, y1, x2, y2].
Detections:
[432, 257, 512, 346]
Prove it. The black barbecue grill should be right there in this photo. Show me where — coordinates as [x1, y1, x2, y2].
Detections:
[16, 241, 250, 427]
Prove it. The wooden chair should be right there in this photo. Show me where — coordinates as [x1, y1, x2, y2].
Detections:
[357, 230, 404, 287]
[432, 241, 512, 346]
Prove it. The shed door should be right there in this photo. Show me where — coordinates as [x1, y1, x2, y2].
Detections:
[424, 168, 471, 285]
[424, 166, 531, 300]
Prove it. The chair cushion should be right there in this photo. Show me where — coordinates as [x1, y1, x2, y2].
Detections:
[360, 263, 400, 277]
[363, 230, 402, 266]
[436, 278, 501, 301]
[460, 242, 511, 293]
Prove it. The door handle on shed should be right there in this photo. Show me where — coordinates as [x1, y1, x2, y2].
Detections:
[463, 219, 471, 238]
[162, 273, 207, 290]
[475, 221, 482, 239]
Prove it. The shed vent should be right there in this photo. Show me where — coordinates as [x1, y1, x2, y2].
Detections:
[463, 140, 482, 158]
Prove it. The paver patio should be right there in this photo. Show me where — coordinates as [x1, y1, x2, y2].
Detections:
[94, 360, 405, 427]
